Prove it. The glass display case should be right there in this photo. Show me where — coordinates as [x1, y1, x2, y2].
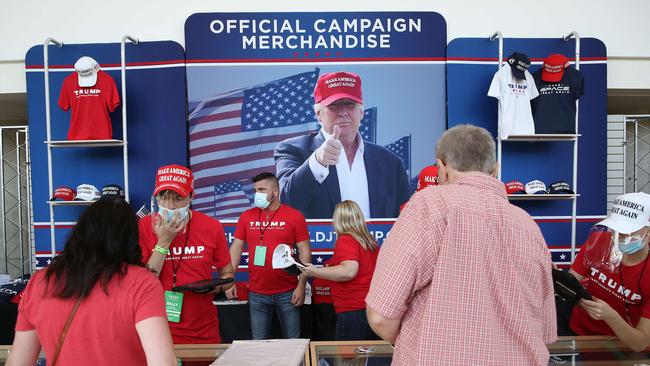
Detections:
[310, 336, 650, 365]
[2, 336, 650, 365]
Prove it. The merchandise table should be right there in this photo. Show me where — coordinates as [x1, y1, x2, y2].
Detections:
[2, 336, 650, 365]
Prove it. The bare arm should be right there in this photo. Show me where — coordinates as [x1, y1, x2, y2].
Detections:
[292, 239, 312, 306]
[136, 316, 177, 366]
[366, 306, 401, 344]
[146, 214, 185, 277]
[212, 262, 235, 293]
[580, 297, 650, 352]
[6, 330, 40, 366]
[225, 238, 245, 299]
[302, 260, 359, 282]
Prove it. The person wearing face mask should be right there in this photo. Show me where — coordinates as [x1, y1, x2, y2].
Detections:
[138, 164, 234, 344]
[568, 192, 650, 351]
[226, 172, 311, 339]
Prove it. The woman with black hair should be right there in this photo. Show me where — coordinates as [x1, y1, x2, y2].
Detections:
[7, 199, 176, 366]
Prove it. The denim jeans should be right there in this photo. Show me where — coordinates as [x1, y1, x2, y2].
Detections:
[335, 308, 379, 341]
[248, 290, 300, 340]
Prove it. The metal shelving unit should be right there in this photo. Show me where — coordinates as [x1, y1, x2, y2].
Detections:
[490, 30, 582, 261]
[42, 35, 138, 258]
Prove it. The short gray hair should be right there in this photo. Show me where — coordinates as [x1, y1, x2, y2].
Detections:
[435, 124, 496, 174]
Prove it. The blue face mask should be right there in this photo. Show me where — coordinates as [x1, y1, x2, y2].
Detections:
[254, 192, 271, 209]
[158, 203, 189, 223]
[615, 232, 647, 254]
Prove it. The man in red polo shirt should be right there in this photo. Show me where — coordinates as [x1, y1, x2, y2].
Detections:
[139, 164, 234, 344]
[226, 172, 311, 339]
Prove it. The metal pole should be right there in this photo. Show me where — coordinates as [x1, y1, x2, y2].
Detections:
[635, 120, 639, 192]
[44, 37, 62, 259]
[0, 130, 6, 274]
[121, 35, 138, 203]
[490, 31, 503, 180]
[564, 31, 580, 262]
[16, 130, 25, 276]
[24, 125, 35, 273]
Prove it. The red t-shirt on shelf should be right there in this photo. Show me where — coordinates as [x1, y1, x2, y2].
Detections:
[570, 230, 650, 335]
[58, 70, 120, 140]
[234, 204, 310, 295]
[139, 210, 231, 344]
[16, 266, 165, 366]
[329, 234, 379, 313]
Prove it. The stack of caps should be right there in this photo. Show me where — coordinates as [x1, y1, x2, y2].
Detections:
[505, 180, 574, 195]
[50, 184, 125, 202]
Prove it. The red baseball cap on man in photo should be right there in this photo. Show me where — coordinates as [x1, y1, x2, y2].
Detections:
[153, 164, 194, 197]
[542, 54, 571, 83]
[417, 165, 440, 192]
[313, 72, 363, 106]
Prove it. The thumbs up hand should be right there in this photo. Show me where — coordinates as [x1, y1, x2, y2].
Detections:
[315, 125, 343, 167]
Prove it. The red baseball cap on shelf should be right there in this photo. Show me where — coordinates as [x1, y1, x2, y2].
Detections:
[153, 164, 194, 197]
[505, 180, 526, 194]
[314, 72, 363, 107]
[50, 186, 76, 201]
[542, 54, 570, 83]
[417, 165, 440, 192]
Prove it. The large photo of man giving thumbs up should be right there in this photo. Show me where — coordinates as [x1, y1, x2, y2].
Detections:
[274, 72, 410, 219]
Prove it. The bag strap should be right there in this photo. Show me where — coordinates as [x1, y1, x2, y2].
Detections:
[51, 296, 82, 366]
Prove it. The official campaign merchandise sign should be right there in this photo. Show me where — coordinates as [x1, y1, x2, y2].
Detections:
[24, 11, 607, 273]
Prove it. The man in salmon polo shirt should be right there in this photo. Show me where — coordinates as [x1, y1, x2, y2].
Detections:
[367, 124, 557, 365]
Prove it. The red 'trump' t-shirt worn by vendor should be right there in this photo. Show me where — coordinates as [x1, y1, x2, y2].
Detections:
[234, 204, 310, 295]
[139, 210, 231, 344]
[329, 234, 378, 313]
[571, 229, 650, 336]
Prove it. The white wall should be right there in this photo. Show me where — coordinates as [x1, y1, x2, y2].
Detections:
[1, 0, 650, 93]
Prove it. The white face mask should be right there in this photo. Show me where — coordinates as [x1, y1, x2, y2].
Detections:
[158, 203, 190, 223]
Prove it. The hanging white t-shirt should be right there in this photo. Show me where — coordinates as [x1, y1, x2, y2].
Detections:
[487, 67, 539, 139]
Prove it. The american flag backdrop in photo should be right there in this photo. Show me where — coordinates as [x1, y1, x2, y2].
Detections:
[188, 69, 410, 219]
[189, 69, 322, 219]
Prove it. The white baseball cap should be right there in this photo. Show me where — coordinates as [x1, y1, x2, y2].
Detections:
[272, 244, 306, 276]
[74, 56, 100, 87]
[525, 180, 548, 194]
[598, 192, 650, 234]
[73, 184, 100, 202]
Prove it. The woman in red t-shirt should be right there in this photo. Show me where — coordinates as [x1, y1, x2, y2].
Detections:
[569, 192, 650, 352]
[7, 199, 176, 366]
[301, 200, 380, 340]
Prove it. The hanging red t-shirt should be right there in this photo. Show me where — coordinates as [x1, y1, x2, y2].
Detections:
[329, 234, 379, 313]
[15, 266, 165, 366]
[570, 230, 650, 335]
[58, 70, 120, 140]
[234, 204, 310, 295]
[139, 210, 231, 344]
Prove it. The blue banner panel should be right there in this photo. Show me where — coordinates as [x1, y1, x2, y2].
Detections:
[447, 37, 607, 260]
[185, 12, 446, 62]
[184, 12, 447, 223]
